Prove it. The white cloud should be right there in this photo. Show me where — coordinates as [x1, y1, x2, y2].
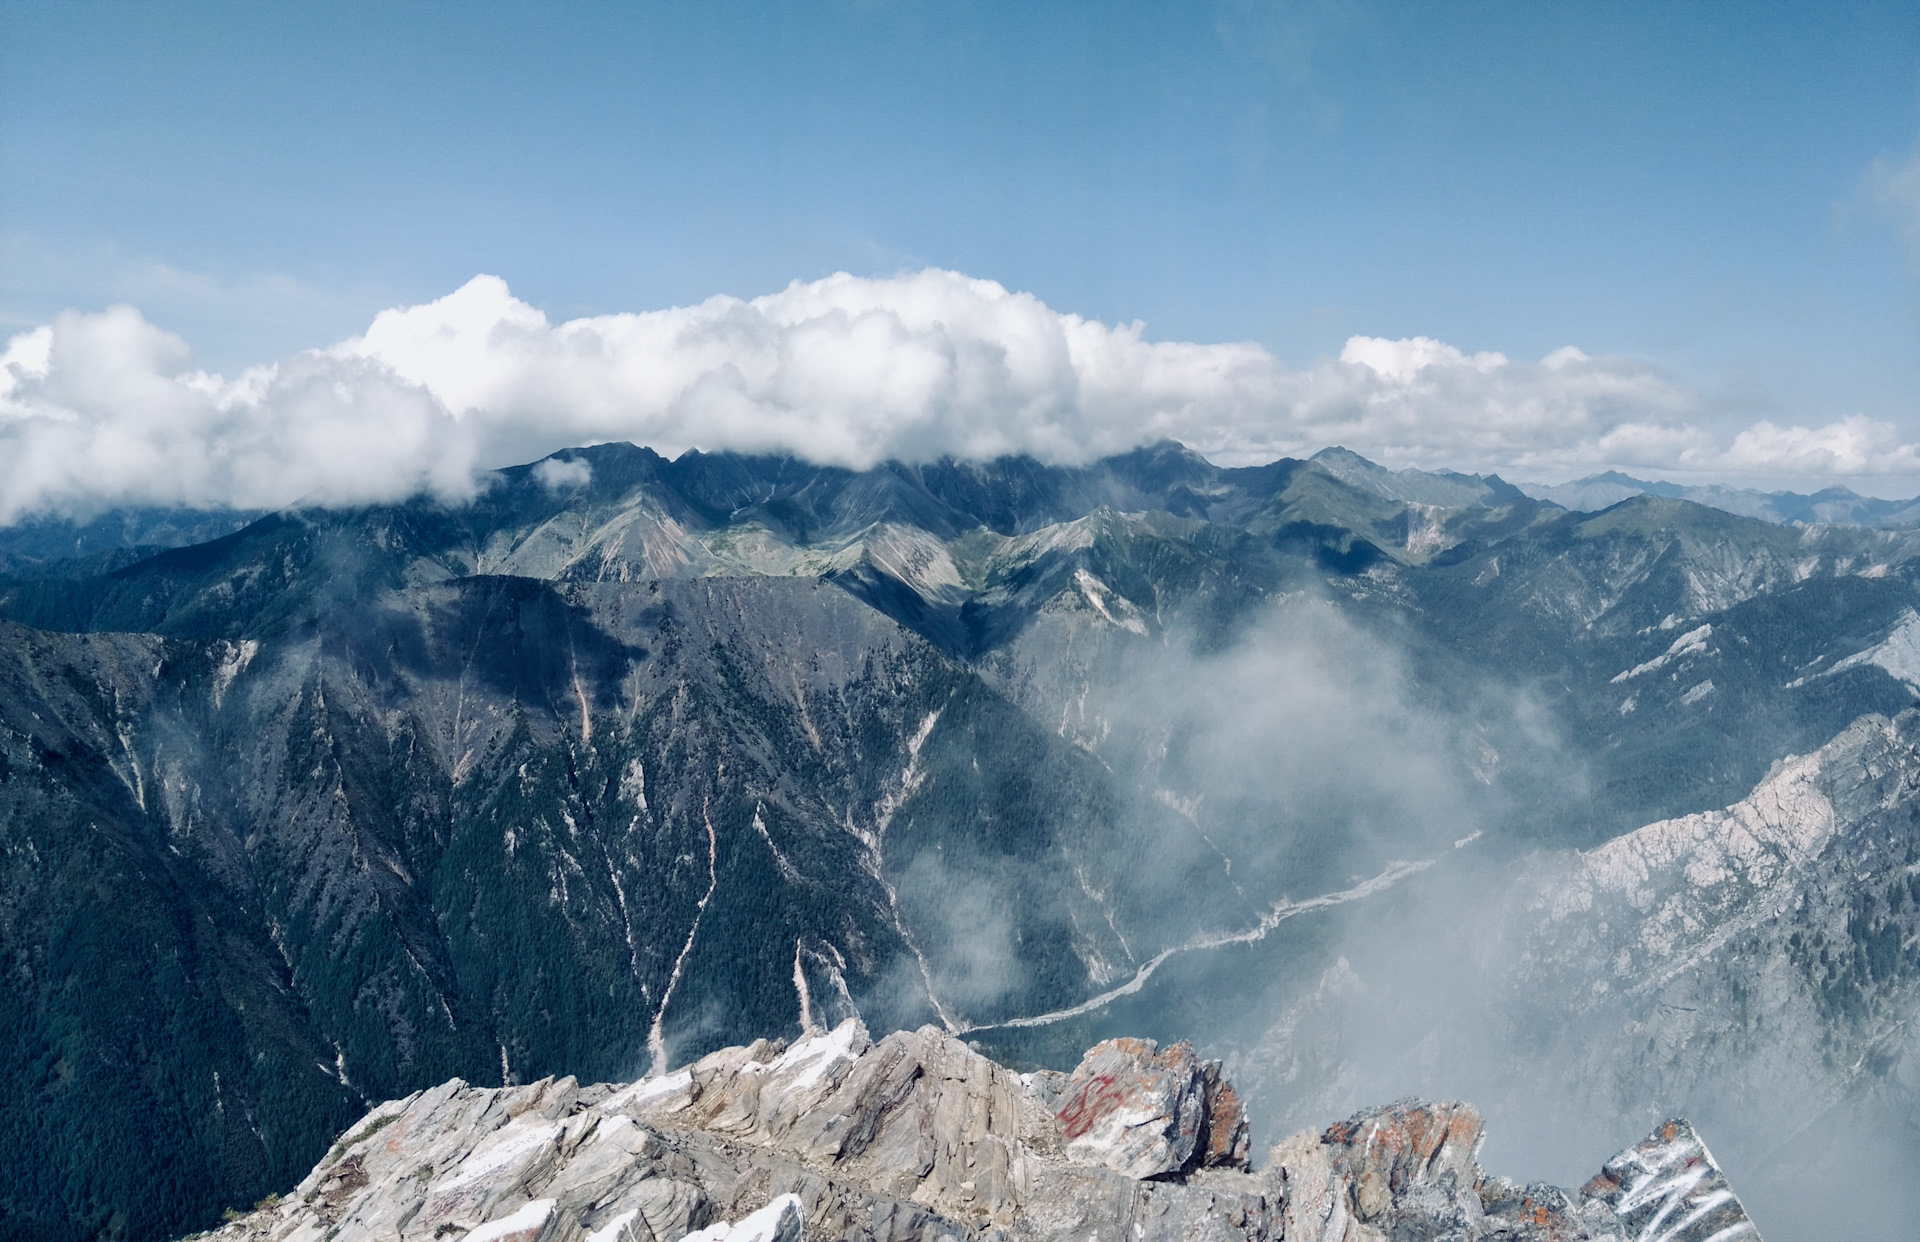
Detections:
[1722, 415, 1920, 476]
[1, 268, 1916, 522]
[1340, 335, 1507, 383]
[532, 456, 593, 491]
[0, 305, 478, 522]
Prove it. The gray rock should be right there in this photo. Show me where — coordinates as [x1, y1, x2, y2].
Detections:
[1050, 1036, 1249, 1179]
[1580, 1119, 1758, 1242]
[182, 1020, 1762, 1242]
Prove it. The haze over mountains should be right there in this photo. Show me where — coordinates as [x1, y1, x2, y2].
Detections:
[3, 440, 1920, 1241]
[1518, 470, 1920, 528]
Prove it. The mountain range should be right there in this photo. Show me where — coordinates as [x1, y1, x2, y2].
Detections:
[1, 441, 1917, 1240]
[1516, 469, 1920, 528]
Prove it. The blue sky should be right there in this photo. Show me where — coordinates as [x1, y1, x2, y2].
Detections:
[4, 1, 1920, 503]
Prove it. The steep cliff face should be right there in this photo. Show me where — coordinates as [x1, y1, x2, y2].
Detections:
[1519, 710, 1920, 1086]
[186, 1024, 1761, 1242]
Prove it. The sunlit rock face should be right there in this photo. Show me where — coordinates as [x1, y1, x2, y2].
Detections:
[190, 1023, 1760, 1242]
[1028, 1036, 1249, 1179]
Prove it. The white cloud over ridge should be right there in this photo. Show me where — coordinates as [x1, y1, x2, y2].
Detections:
[1, 269, 1915, 522]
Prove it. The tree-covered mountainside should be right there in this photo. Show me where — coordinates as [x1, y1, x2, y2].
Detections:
[4, 441, 1920, 1240]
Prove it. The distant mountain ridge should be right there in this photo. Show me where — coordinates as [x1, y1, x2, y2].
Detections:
[1518, 469, 1920, 528]
[6, 450, 1915, 583]
[0, 506, 264, 576]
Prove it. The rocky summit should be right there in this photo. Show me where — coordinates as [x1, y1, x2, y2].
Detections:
[187, 1022, 1761, 1242]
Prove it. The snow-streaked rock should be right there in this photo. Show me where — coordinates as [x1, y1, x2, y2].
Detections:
[1611, 624, 1713, 683]
[680, 1194, 805, 1242]
[184, 1018, 1761, 1242]
[1582, 1119, 1758, 1242]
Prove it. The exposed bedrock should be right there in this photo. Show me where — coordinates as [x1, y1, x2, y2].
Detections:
[188, 1023, 1760, 1242]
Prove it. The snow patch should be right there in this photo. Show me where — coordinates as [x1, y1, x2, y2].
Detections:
[767, 1018, 865, 1092]
[585, 1208, 641, 1242]
[602, 1068, 693, 1114]
[676, 1193, 804, 1242]
[463, 1199, 555, 1242]
[437, 1119, 562, 1192]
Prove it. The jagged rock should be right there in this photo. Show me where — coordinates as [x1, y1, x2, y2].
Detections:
[1581, 1119, 1758, 1242]
[1045, 1037, 1249, 1179]
[1200, 1070, 1252, 1171]
[1321, 1100, 1485, 1230]
[184, 1021, 1761, 1242]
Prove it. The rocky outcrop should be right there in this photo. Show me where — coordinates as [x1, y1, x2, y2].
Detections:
[185, 1022, 1760, 1242]
[1027, 1037, 1249, 1179]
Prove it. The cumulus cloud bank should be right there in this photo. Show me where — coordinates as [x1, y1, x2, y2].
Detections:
[1, 269, 1914, 521]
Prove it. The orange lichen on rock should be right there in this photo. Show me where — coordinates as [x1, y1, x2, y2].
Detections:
[1321, 1098, 1485, 1198]
[1201, 1077, 1250, 1169]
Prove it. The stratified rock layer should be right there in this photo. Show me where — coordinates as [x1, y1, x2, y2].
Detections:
[187, 1022, 1761, 1242]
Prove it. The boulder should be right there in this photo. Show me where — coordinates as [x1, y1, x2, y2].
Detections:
[1051, 1037, 1251, 1179]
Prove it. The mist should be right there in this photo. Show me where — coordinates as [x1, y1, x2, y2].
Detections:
[958, 585, 1920, 1242]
